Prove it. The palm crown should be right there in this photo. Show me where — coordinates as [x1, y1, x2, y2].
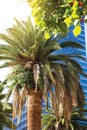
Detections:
[0, 17, 86, 129]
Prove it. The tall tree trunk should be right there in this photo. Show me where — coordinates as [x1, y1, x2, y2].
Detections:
[27, 91, 42, 130]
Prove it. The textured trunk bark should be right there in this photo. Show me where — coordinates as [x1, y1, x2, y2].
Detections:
[27, 91, 42, 130]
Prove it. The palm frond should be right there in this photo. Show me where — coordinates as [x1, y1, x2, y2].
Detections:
[60, 41, 84, 49]
[0, 112, 16, 129]
[48, 54, 85, 61]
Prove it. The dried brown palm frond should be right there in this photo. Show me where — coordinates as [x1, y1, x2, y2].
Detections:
[50, 90, 58, 118]
[49, 69, 81, 128]
[63, 87, 72, 128]
[43, 72, 52, 109]
[33, 64, 40, 92]
[12, 84, 20, 120]
[51, 71, 64, 119]
[55, 82, 64, 119]
[68, 75, 78, 108]
[58, 89, 64, 119]
[43, 74, 48, 102]
[12, 83, 27, 125]
[19, 85, 27, 118]
[53, 84, 64, 119]
[71, 90, 77, 107]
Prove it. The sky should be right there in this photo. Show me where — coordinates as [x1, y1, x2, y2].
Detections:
[0, 0, 32, 81]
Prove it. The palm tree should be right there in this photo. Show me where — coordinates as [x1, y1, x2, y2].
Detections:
[42, 99, 87, 130]
[0, 81, 15, 130]
[0, 17, 86, 130]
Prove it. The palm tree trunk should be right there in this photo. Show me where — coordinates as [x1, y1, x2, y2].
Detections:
[27, 90, 42, 130]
